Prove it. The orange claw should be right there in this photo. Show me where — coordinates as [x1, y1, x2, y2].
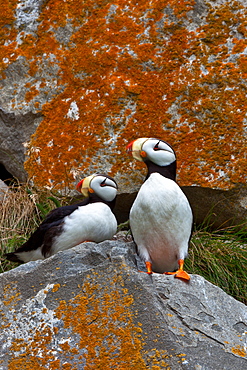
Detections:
[138, 261, 153, 275]
[175, 269, 190, 281]
[145, 261, 153, 275]
[164, 259, 190, 281]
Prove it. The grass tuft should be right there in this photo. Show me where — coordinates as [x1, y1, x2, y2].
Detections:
[0, 184, 64, 273]
[186, 227, 247, 304]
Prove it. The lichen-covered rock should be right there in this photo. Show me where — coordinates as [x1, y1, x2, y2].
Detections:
[0, 241, 246, 369]
[0, 0, 247, 191]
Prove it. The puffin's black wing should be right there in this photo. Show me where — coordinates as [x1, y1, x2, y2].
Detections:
[5, 198, 89, 262]
[40, 198, 90, 225]
[5, 220, 62, 262]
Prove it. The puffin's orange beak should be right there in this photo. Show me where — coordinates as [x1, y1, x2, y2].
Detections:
[126, 140, 135, 155]
[126, 137, 149, 162]
[76, 174, 96, 197]
[76, 179, 84, 192]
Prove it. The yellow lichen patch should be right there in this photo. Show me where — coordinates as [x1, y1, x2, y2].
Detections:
[52, 283, 61, 292]
[142, 348, 172, 369]
[0, 0, 18, 75]
[1, 0, 247, 189]
[3, 283, 21, 306]
[144, 348, 190, 368]
[231, 345, 246, 358]
[8, 327, 61, 370]
[5, 271, 167, 369]
[25, 85, 40, 103]
[55, 273, 147, 369]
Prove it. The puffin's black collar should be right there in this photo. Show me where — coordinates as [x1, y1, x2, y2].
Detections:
[145, 160, 177, 181]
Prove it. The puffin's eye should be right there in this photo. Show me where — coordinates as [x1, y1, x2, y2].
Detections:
[100, 178, 107, 187]
[154, 141, 160, 151]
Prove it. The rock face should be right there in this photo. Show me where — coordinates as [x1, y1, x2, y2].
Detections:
[1, 241, 246, 369]
[182, 185, 247, 231]
[0, 0, 247, 191]
[1, 0, 247, 230]
[0, 108, 42, 182]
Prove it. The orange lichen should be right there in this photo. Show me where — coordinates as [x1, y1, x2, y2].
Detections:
[0, 0, 18, 74]
[55, 274, 148, 369]
[2, 270, 188, 369]
[3, 283, 21, 306]
[0, 0, 247, 189]
[5, 272, 157, 369]
[231, 345, 246, 357]
[25, 85, 40, 103]
[144, 348, 189, 369]
[52, 283, 60, 292]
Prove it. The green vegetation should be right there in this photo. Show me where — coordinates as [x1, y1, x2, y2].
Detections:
[186, 228, 247, 305]
[0, 184, 65, 273]
[0, 184, 246, 305]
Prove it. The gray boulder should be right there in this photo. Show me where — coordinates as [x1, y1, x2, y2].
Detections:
[0, 108, 42, 182]
[0, 241, 246, 369]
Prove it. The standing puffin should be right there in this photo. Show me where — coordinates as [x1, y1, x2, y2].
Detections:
[5, 174, 118, 263]
[127, 137, 193, 280]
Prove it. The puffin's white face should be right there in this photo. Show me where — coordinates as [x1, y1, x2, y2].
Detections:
[127, 137, 176, 166]
[77, 174, 117, 202]
[90, 175, 117, 201]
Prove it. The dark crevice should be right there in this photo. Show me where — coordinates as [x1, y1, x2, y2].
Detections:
[0, 163, 15, 186]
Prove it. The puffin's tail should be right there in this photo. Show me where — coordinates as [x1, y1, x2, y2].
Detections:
[5, 252, 23, 263]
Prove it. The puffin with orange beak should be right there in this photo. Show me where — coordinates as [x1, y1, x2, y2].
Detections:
[5, 174, 118, 263]
[127, 138, 192, 280]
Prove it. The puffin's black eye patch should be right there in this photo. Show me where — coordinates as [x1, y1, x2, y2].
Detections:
[154, 141, 160, 150]
[100, 179, 107, 186]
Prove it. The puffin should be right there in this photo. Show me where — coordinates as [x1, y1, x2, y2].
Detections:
[127, 137, 193, 280]
[5, 174, 118, 263]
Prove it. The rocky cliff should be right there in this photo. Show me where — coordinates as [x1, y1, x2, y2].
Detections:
[0, 0, 247, 192]
[0, 241, 246, 369]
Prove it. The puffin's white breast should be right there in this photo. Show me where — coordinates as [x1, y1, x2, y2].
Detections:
[51, 202, 117, 256]
[130, 172, 193, 273]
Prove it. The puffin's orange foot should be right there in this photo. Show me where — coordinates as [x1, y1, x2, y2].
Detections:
[164, 259, 190, 281]
[164, 269, 190, 281]
[139, 261, 153, 275]
[175, 269, 190, 281]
